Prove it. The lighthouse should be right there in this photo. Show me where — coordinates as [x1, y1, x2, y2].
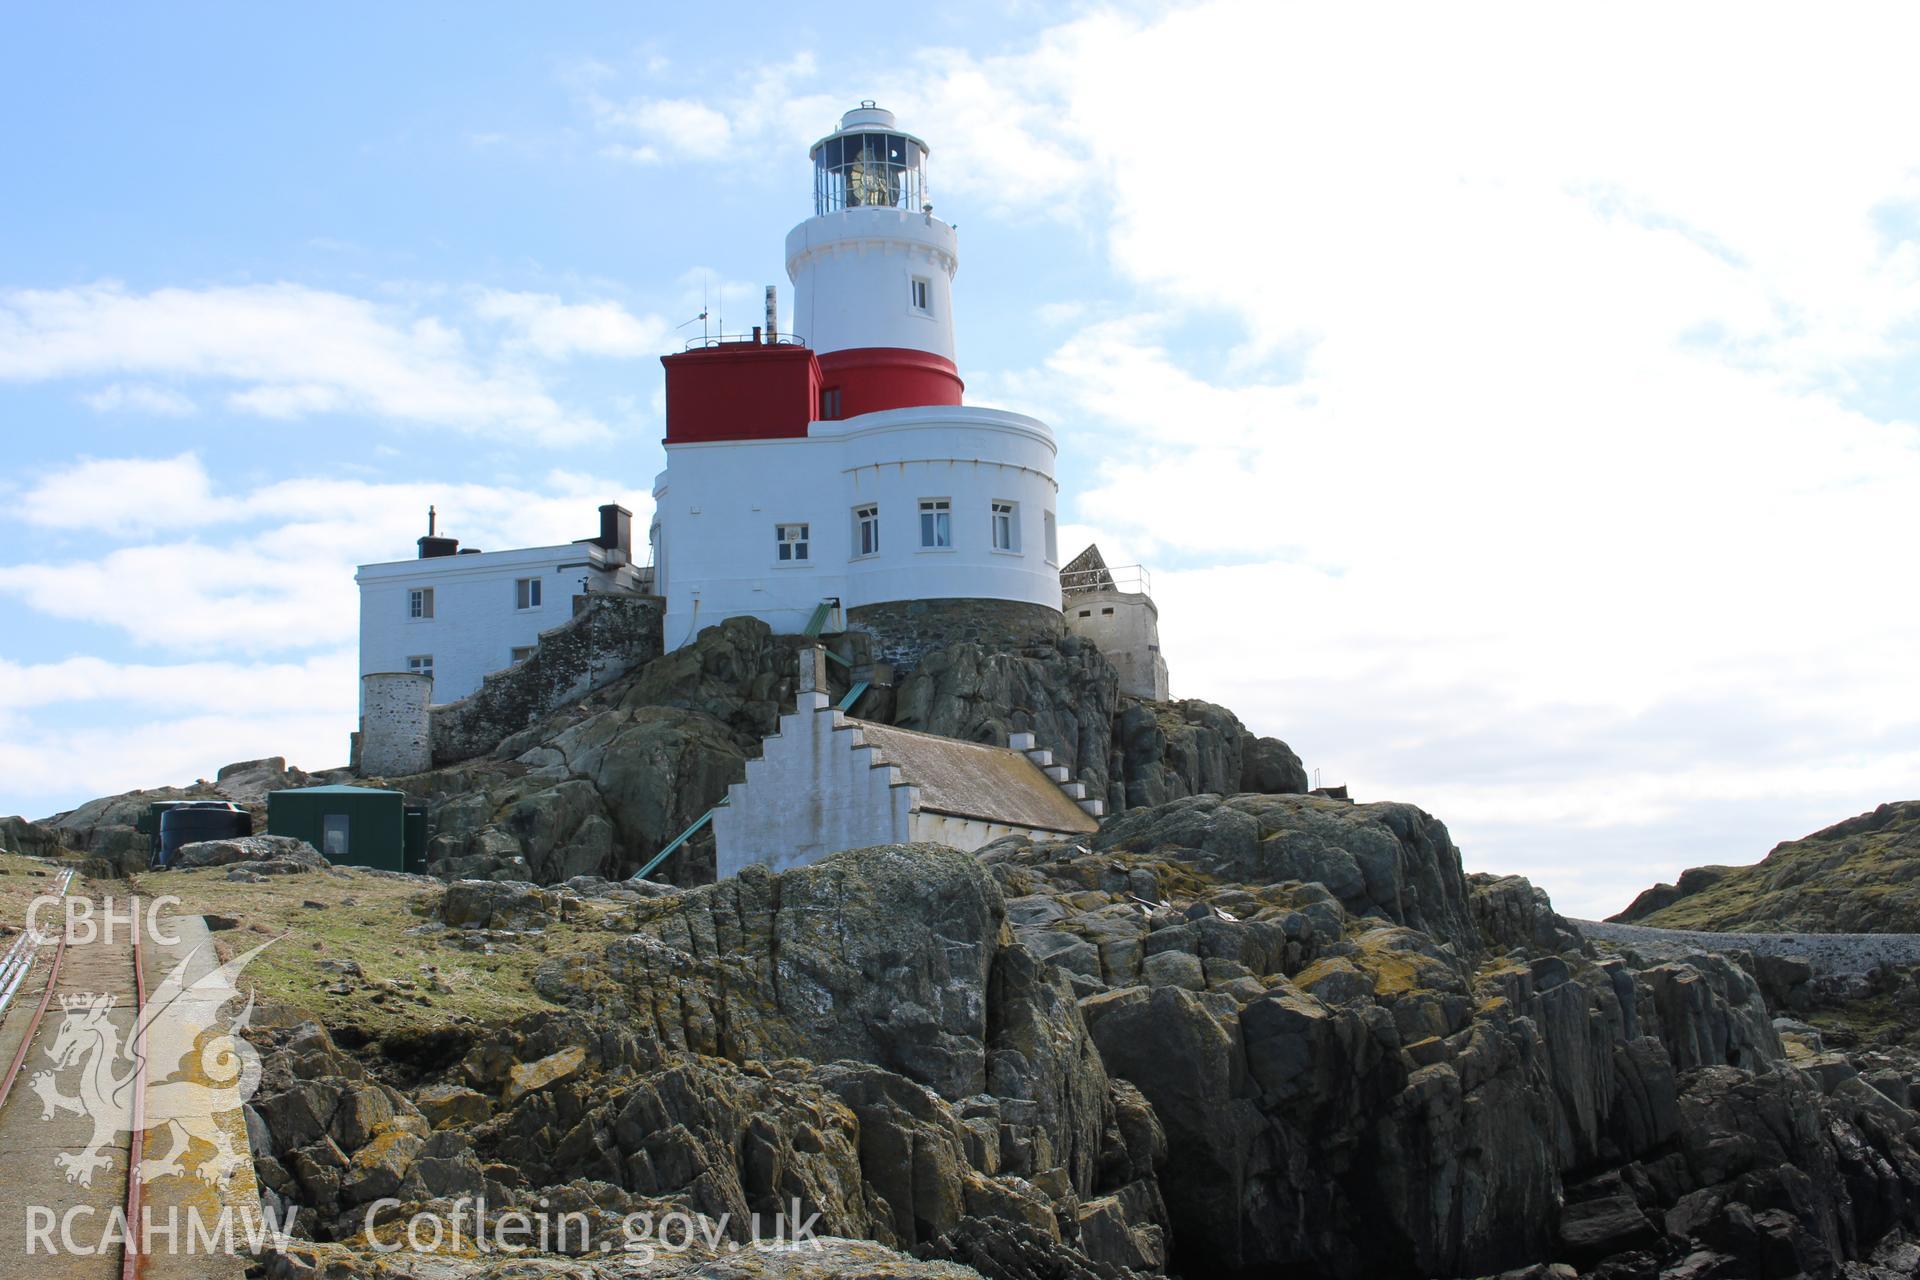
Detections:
[650, 103, 1065, 666]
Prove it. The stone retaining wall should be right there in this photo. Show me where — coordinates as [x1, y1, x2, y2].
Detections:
[428, 593, 664, 767]
[1574, 918, 1920, 978]
[847, 597, 1063, 675]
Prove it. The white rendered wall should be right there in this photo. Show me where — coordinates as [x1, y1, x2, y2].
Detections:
[653, 405, 1062, 647]
[907, 812, 1034, 852]
[787, 207, 958, 360]
[714, 691, 915, 876]
[1064, 591, 1172, 701]
[356, 543, 638, 706]
[714, 691, 1080, 877]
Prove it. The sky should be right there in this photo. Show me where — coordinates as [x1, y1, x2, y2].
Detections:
[2, 2, 1917, 919]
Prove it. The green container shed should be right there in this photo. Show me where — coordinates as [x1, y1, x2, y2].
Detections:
[403, 805, 429, 875]
[267, 785, 407, 872]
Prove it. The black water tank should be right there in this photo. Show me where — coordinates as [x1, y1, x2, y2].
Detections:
[155, 802, 252, 869]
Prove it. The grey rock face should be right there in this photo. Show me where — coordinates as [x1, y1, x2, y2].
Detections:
[176, 833, 326, 869]
[439, 879, 562, 931]
[1096, 792, 1482, 959]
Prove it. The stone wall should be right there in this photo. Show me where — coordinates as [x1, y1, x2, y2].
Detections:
[428, 592, 664, 767]
[359, 672, 433, 777]
[1575, 917, 1920, 978]
[1064, 589, 1170, 701]
[847, 597, 1063, 675]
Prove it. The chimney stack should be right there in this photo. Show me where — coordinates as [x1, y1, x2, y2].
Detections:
[417, 504, 460, 558]
[597, 503, 633, 563]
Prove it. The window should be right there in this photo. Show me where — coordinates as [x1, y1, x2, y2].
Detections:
[515, 577, 542, 610]
[919, 499, 951, 548]
[911, 277, 931, 313]
[1043, 511, 1059, 565]
[991, 500, 1019, 552]
[321, 814, 350, 859]
[854, 505, 880, 557]
[776, 523, 811, 562]
[408, 654, 434, 679]
[510, 646, 535, 665]
[820, 386, 842, 419]
[1102, 606, 1115, 615]
[408, 587, 434, 619]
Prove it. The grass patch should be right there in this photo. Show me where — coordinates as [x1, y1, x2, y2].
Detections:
[0, 853, 84, 933]
[126, 865, 619, 1039]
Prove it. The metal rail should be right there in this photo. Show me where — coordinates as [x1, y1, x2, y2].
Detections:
[123, 895, 148, 1280]
[0, 868, 77, 1110]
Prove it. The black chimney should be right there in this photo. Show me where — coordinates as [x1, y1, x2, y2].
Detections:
[596, 503, 632, 558]
[417, 505, 459, 559]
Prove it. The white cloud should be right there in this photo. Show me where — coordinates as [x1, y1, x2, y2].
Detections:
[0, 454, 656, 653]
[0, 281, 627, 443]
[965, 3, 1920, 917]
[0, 652, 354, 713]
[473, 290, 672, 360]
[609, 3, 1918, 917]
[0, 652, 361, 817]
[80, 382, 196, 416]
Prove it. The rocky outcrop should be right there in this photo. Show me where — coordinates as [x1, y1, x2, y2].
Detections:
[232, 794, 1920, 1280]
[1616, 801, 1920, 934]
[0, 813, 76, 859]
[1095, 793, 1481, 959]
[176, 833, 326, 869]
[251, 846, 1167, 1277]
[1608, 865, 1738, 924]
[35, 754, 341, 875]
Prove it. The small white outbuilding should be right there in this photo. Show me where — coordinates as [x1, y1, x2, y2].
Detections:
[713, 650, 1103, 878]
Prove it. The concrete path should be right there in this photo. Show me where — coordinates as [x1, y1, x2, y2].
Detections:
[1574, 918, 1920, 978]
[0, 901, 264, 1279]
[0, 901, 137, 1279]
[137, 913, 260, 1280]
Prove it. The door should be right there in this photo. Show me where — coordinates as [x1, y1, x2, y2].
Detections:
[322, 813, 350, 858]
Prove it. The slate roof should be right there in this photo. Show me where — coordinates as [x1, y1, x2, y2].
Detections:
[848, 719, 1100, 836]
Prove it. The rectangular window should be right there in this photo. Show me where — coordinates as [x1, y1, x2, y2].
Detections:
[776, 522, 811, 562]
[919, 499, 951, 548]
[991, 500, 1019, 552]
[408, 654, 433, 679]
[408, 587, 434, 619]
[820, 386, 842, 420]
[854, 504, 880, 557]
[510, 646, 535, 665]
[321, 814, 350, 859]
[911, 277, 931, 312]
[515, 577, 542, 610]
[1044, 510, 1058, 564]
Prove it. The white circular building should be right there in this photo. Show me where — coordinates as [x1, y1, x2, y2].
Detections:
[651, 104, 1064, 665]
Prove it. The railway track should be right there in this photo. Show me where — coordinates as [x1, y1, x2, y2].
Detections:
[0, 871, 150, 1279]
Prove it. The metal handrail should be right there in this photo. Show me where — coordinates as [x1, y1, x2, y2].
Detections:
[1061, 564, 1153, 597]
[682, 332, 808, 351]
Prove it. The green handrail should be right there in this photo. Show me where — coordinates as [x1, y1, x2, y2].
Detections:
[837, 680, 869, 712]
[632, 799, 727, 882]
[802, 600, 834, 638]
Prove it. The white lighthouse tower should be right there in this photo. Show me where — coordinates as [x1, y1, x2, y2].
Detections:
[650, 104, 1065, 667]
[787, 103, 962, 417]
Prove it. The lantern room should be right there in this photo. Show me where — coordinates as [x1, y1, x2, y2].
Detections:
[810, 102, 930, 215]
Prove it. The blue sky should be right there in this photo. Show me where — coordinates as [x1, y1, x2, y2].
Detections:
[3, 2, 1918, 918]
